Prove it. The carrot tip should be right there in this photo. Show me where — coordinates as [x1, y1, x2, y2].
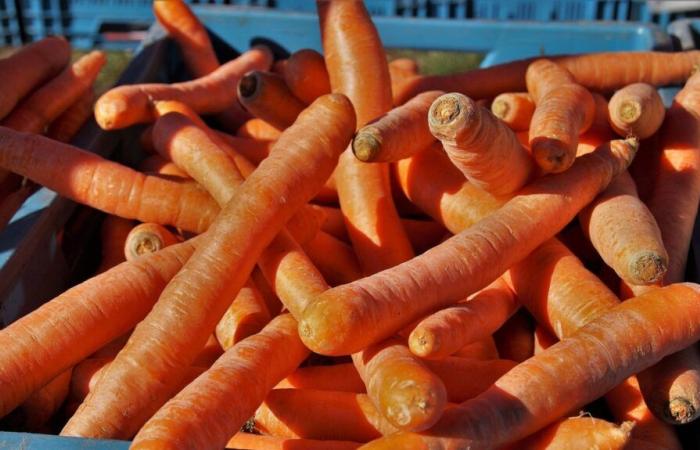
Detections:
[491, 98, 509, 120]
[428, 93, 475, 143]
[531, 137, 573, 173]
[407, 331, 435, 358]
[629, 251, 668, 285]
[668, 397, 698, 424]
[617, 100, 642, 124]
[352, 129, 381, 162]
[238, 72, 259, 99]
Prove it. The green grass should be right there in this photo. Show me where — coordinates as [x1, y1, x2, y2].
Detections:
[387, 49, 483, 75]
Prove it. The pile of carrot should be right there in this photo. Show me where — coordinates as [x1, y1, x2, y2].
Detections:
[2, 1, 700, 449]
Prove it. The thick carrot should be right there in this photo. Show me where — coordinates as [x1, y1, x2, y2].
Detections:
[300, 138, 637, 355]
[425, 357, 517, 403]
[215, 279, 272, 350]
[153, 0, 218, 77]
[512, 416, 634, 450]
[0, 127, 219, 233]
[284, 49, 331, 105]
[408, 277, 518, 359]
[47, 89, 95, 143]
[227, 432, 361, 450]
[124, 222, 181, 261]
[579, 170, 668, 285]
[63, 94, 354, 439]
[491, 92, 535, 131]
[129, 314, 308, 449]
[94, 46, 272, 129]
[276, 363, 366, 393]
[138, 154, 190, 178]
[526, 59, 595, 173]
[452, 337, 500, 360]
[351, 91, 441, 162]
[429, 92, 535, 195]
[238, 70, 306, 130]
[318, 0, 414, 274]
[1, 51, 105, 134]
[253, 388, 398, 441]
[352, 337, 447, 431]
[0, 37, 71, 120]
[237, 118, 282, 140]
[608, 83, 665, 139]
[361, 283, 700, 449]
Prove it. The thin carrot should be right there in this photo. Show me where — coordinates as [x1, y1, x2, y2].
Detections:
[512, 417, 634, 450]
[302, 231, 363, 286]
[227, 432, 361, 450]
[408, 277, 517, 359]
[253, 388, 399, 441]
[300, 138, 637, 355]
[138, 154, 190, 178]
[361, 283, 700, 449]
[526, 59, 595, 173]
[124, 222, 181, 261]
[94, 46, 272, 130]
[284, 49, 331, 105]
[318, 0, 415, 274]
[130, 314, 309, 449]
[429, 92, 535, 195]
[0, 37, 71, 120]
[2, 51, 106, 134]
[237, 118, 282, 140]
[351, 91, 441, 163]
[238, 70, 306, 130]
[276, 363, 366, 393]
[215, 279, 272, 350]
[452, 337, 500, 360]
[47, 89, 95, 143]
[608, 83, 665, 139]
[491, 92, 535, 131]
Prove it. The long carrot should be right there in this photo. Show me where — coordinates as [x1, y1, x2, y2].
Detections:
[283, 48, 331, 105]
[238, 70, 306, 130]
[13, 369, 73, 431]
[351, 91, 441, 163]
[62, 94, 354, 439]
[360, 283, 700, 449]
[300, 138, 637, 355]
[301, 231, 363, 286]
[511, 416, 634, 450]
[608, 83, 665, 139]
[129, 314, 308, 450]
[452, 337, 500, 360]
[94, 46, 272, 129]
[215, 279, 272, 350]
[492, 309, 535, 363]
[137, 154, 190, 178]
[429, 92, 535, 195]
[0, 37, 71, 120]
[426, 357, 517, 403]
[491, 92, 535, 131]
[276, 363, 366, 393]
[124, 222, 181, 261]
[47, 89, 96, 143]
[318, 0, 414, 274]
[389, 57, 420, 100]
[408, 277, 517, 359]
[2, 51, 106, 134]
[237, 117, 282, 140]
[215, 131, 275, 165]
[227, 432, 361, 450]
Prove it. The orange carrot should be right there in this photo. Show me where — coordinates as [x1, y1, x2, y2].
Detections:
[452, 337, 500, 360]
[63, 94, 354, 439]
[97, 216, 134, 273]
[319, 0, 414, 274]
[237, 118, 282, 140]
[491, 92, 535, 131]
[14, 369, 73, 431]
[512, 416, 634, 450]
[272, 58, 287, 76]
[300, 138, 637, 355]
[408, 277, 517, 359]
[352, 337, 447, 431]
[276, 363, 366, 393]
[47, 89, 96, 143]
[284, 49, 331, 105]
[2, 51, 106, 134]
[608, 83, 665, 139]
[130, 314, 309, 449]
[389, 57, 420, 100]
[429, 92, 535, 195]
[0, 37, 71, 120]
[94, 46, 272, 129]
[401, 218, 449, 255]
[352, 91, 441, 163]
[124, 222, 181, 261]
[492, 309, 535, 363]
[0, 127, 219, 233]
[215, 132, 275, 165]
[526, 59, 595, 173]
[193, 334, 224, 367]
[253, 388, 398, 441]
[227, 432, 361, 450]
[138, 154, 190, 178]
[215, 279, 272, 350]
[425, 357, 517, 403]
[238, 70, 306, 130]
[302, 231, 363, 286]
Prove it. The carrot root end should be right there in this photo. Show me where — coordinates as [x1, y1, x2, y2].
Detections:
[629, 251, 668, 285]
[668, 397, 698, 424]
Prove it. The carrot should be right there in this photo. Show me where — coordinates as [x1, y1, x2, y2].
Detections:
[0, 237, 198, 418]
[0, 37, 71, 120]
[227, 432, 361, 450]
[429, 92, 535, 195]
[302, 231, 363, 286]
[492, 309, 535, 363]
[46, 89, 96, 143]
[193, 334, 224, 367]
[425, 357, 517, 403]
[452, 337, 500, 360]
[13, 369, 73, 431]
[408, 277, 518, 359]
[389, 57, 420, 100]
[94, 46, 272, 130]
[63, 95, 354, 439]
[352, 337, 447, 431]
[237, 118, 282, 140]
[90, 334, 130, 359]
[215, 279, 272, 350]
[123, 222, 181, 261]
[253, 388, 399, 441]
[526, 59, 595, 173]
[361, 283, 700, 449]
[153, 0, 219, 77]
[300, 138, 637, 355]
[579, 170, 668, 285]
[215, 132, 275, 165]
[238, 70, 306, 130]
[95, 216, 134, 273]
[608, 83, 665, 139]
[319, 0, 415, 274]
[272, 59, 287, 76]
[129, 314, 308, 449]
[491, 92, 535, 131]
[351, 91, 441, 163]
[276, 363, 366, 393]
[512, 416, 634, 450]
[401, 218, 449, 255]
[0, 127, 219, 233]
[2, 51, 106, 134]
[284, 49, 331, 105]
[138, 154, 190, 178]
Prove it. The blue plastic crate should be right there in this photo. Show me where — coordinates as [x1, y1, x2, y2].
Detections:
[0, 0, 23, 45]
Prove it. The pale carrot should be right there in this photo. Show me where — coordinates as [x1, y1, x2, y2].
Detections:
[283, 49, 331, 105]
[608, 83, 665, 139]
[215, 280, 272, 350]
[238, 70, 306, 130]
[491, 92, 535, 131]
[47, 89, 96, 143]
[227, 432, 361, 450]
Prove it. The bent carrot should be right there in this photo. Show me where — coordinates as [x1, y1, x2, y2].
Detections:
[513, 417, 634, 450]
[238, 70, 306, 130]
[124, 222, 181, 261]
[227, 432, 361, 450]
[215, 280, 272, 350]
[300, 138, 637, 355]
[429, 92, 535, 195]
[237, 118, 282, 140]
[284, 48, 331, 105]
[491, 92, 535, 131]
[47, 89, 95, 143]
[608, 83, 665, 139]
[352, 91, 441, 163]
